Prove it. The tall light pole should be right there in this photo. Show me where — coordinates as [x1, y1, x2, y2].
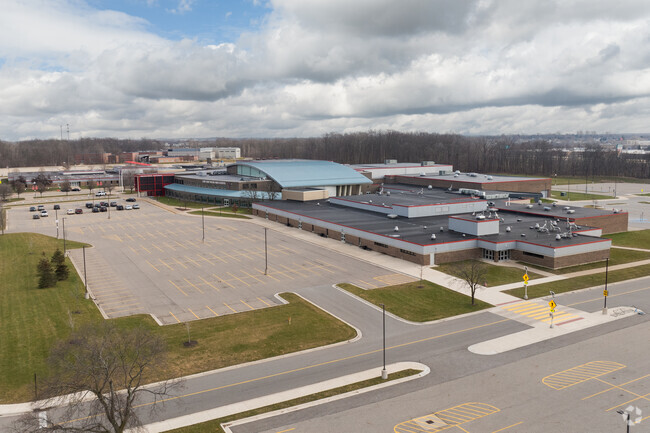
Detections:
[603, 258, 609, 314]
[380, 303, 387, 380]
[55, 209, 59, 239]
[82, 245, 88, 299]
[616, 410, 631, 433]
[62, 217, 66, 256]
[264, 227, 268, 275]
[201, 206, 205, 243]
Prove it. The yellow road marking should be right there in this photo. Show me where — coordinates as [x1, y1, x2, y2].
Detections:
[395, 402, 500, 433]
[507, 304, 545, 313]
[280, 263, 308, 277]
[255, 268, 281, 281]
[583, 374, 650, 400]
[241, 269, 266, 284]
[159, 259, 174, 271]
[188, 308, 200, 319]
[542, 361, 626, 390]
[358, 280, 378, 288]
[206, 305, 219, 317]
[185, 278, 204, 294]
[62, 318, 511, 426]
[198, 275, 220, 292]
[146, 260, 160, 272]
[257, 297, 272, 307]
[172, 257, 188, 269]
[169, 311, 181, 323]
[271, 267, 294, 280]
[164, 242, 176, 251]
[141, 245, 151, 254]
[209, 252, 228, 264]
[212, 273, 234, 288]
[129, 246, 138, 254]
[223, 302, 237, 313]
[568, 286, 650, 306]
[174, 240, 188, 249]
[520, 306, 550, 316]
[227, 272, 251, 287]
[275, 429, 295, 433]
[240, 299, 255, 310]
[221, 251, 241, 262]
[491, 421, 524, 432]
[196, 254, 213, 266]
[151, 243, 164, 252]
[169, 280, 188, 296]
[541, 313, 576, 323]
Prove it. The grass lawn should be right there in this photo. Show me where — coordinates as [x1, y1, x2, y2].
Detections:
[607, 230, 650, 249]
[0, 233, 356, 403]
[435, 260, 543, 286]
[165, 369, 420, 433]
[550, 190, 612, 201]
[188, 210, 251, 219]
[636, 193, 650, 197]
[523, 247, 650, 275]
[155, 196, 206, 209]
[6, 197, 25, 203]
[338, 281, 491, 322]
[552, 176, 648, 185]
[504, 263, 650, 299]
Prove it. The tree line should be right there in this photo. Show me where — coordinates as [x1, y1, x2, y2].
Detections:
[1, 132, 648, 179]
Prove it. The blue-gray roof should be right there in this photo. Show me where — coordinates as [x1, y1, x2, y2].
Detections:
[237, 160, 372, 188]
[165, 183, 281, 200]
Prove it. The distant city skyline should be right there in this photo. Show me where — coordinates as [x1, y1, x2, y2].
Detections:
[1, 0, 649, 141]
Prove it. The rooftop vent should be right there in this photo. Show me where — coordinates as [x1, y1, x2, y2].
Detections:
[387, 214, 398, 219]
[428, 185, 432, 189]
[556, 234, 562, 240]
[544, 206, 551, 211]
[487, 175, 493, 180]
[431, 234, 436, 240]
[506, 226, 511, 232]
[567, 209, 576, 214]
[563, 206, 571, 210]
[394, 226, 399, 232]
[526, 204, 533, 209]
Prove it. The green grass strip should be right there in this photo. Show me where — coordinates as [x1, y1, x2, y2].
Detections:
[435, 260, 543, 286]
[188, 210, 251, 219]
[165, 369, 421, 433]
[607, 229, 650, 249]
[338, 280, 491, 322]
[504, 263, 650, 299]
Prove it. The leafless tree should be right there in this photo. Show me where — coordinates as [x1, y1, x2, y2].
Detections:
[15, 323, 181, 433]
[0, 183, 11, 201]
[105, 183, 114, 198]
[14, 181, 26, 198]
[122, 170, 136, 193]
[452, 260, 488, 305]
[60, 181, 72, 196]
[35, 181, 48, 198]
[242, 188, 260, 203]
[87, 180, 96, 196]
[0, 201, 5, 235]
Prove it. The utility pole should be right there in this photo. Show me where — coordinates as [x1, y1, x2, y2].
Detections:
[62, 217, 66, 256]
[83, 246, 88, 299]
[201, 206, 205, 242]
[264, 227, 268, 275]
[380, 303, 387, 380]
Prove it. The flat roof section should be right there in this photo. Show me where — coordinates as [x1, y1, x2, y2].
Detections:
[256, 200, 604, 248]
[495, 200, 626, 219]
[165, 183, 280, 199]
[398, 172, 551, 184]
[335, 191, 485, 208]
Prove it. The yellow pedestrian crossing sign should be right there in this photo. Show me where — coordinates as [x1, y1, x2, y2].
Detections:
[549, 300, 557, 309]
[603, 289, 608, 297]
[523, 273, 529, 282]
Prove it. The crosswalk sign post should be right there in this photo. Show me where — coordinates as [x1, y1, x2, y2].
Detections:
[523, 272, 529, 300]
[549, 300, 557, 328]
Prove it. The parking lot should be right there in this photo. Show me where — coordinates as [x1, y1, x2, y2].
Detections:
[9, 199, 411, 324]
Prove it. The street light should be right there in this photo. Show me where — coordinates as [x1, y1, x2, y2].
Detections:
[62, 217, 66, 256]
[201, 206, 205, 243]
[380, 303, 387, 380]
[603, 257, 609, 315]
[264, 227, 268, 275]
[616, 410, 631, 433]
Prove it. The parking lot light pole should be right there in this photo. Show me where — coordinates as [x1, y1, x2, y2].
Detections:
[82, 246, 88, 299]
[603, 258, 609, 314]
[616, 410, 631, 433]
[264, 227, 268, 275]
[202, 206, 205, 243]
[55, 208, 59, 239]
[62, 217, 66, 256]
[380, 303, 387, 380]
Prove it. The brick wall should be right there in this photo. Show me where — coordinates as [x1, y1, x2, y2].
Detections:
[575, 213, 628, 234]
[434, 248, 482, 265]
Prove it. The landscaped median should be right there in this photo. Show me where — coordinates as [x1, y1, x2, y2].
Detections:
[435, 260, 544, 285]
[0, 233, 356, 403]
[188, 209, 251, 219]
[504, 263, 650, 299]
[338, 280, 492, 322]
[163, 366, 425, 433]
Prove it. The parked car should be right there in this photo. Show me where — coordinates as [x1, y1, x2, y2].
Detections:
[75, 208, 83, 214]
[37, 205, 45, 211]
[53, 204, 60, 210]
[29, 206, 36, 212]
[32, 214, 40, 219]
[67, 209, 75, 215]
[110, 201, 117, 207]
[94, 203, 101, 208]
[100, 206, 107, 212]
[116, 205, 124, 211]
[95, 191, 106, 197]
[40, 210, 48, 217]
[92, 207, 100, 213]
[132, 204, 140, 209]
[125, 198, 136, 202]
[125, 205, 133, 210]
[86, 202, 94, 209]
[71, 187, 81, 191]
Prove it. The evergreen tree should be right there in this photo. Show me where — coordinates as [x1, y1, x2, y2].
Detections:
[51, 249, 69, 281]
[37, 257, 56, 288]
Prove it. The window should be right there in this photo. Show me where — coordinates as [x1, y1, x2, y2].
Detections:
[498, 250, 510, 261]
[523, 251, 544, 259]
[400, 249, 416, 256]
[374, 242, 388, 248]
[483, 249, 494, 260]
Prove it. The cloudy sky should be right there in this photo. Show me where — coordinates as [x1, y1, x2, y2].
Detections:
[1, 0, 649, 141]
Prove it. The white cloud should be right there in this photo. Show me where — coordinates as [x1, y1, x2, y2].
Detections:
[1, 0, 649, 140]
[167, 0, 195, 15]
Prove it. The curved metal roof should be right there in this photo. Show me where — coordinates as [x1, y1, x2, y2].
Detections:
[237, 160, 372, 188]
[164, 184, 281, 200]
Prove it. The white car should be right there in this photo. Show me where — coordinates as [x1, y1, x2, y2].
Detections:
[95, 191, 106, 196]
[67, 209, 75, 215]
[125, 205, 133, 210]
[132, 204, 140, 209]
[40, 210, 49, 217]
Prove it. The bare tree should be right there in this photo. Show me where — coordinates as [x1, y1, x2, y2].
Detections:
[87, 180, 96, 196]
[35, 181, 48, 198]
[16, 323, 181, 433]
[60, 181, 72, 196]
[122, 170, 136, 193]
[0, 183, 11, 201]
[0, 201, 5, 235]
[14, 181, 25, 198]
[452, 260, 488, 305]
[105, 183, 114, 198]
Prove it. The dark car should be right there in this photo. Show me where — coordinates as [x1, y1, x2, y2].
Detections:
[116, 205, 124, 211]
[92, 207, 100, 213]
[100, 206, 107, 212]
[53, 204, 60, 210]
[29, 206, 36, 212]
[110, 201, 117, 207]
[75, 208, 83, 214]
[71, 187, 81, 191]
[37, 205, 45, 211]
[94, 203, 101, 208]
[126, 198, 136, 202]
[86, 202, 93, 209]
[32, 214, 40, 219]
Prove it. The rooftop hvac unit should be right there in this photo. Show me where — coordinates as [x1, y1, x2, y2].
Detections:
[544, 206, 551, 211]
[567, 209, 576, 214]
[563, 206, 571, 210]
[428, 185, 432, 189]
[476, 215, 486, 220]
[455, 170, 461, 174]
[487, 175, 493, 180]
[556, 234, 562, 240]
[526, 204, 533, 209]
[385, 159, 397, 164]
[506, 226, 511, 232]
[394, 226, 399, 232]
[431, 234, 436, 240]
[386, 191, 390, 196]
[421, 161, 435, 166]
[454, 173, 459, 177]
[387, 214, 398, 219]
